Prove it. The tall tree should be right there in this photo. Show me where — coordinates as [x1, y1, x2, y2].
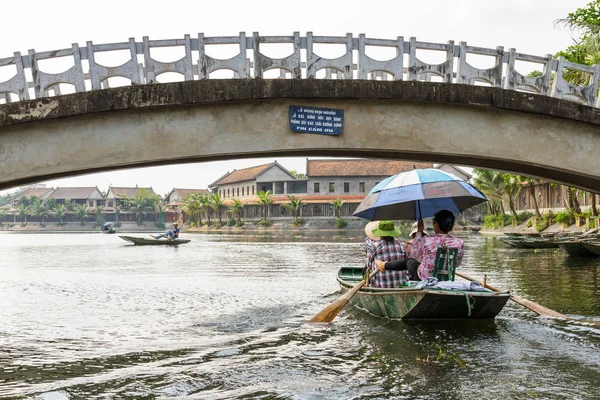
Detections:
[229, 199, 244, 226]
[210, 193, 226, 226]
[257, 190, 273, 221]
[330, 198, 344, 218]
[94, 205, 105, 226]
[502, 174, 522, 220]
[74, 204, 88, 225]
[121, 189, 161, 225]
[281, 195, 303, 223]
[520, 176, 542, 218]
[472, 168, 505, 215]
[182, 193, 202, 226]
[16, 204, 28, 226]
[27, 197, 49, 226]
[51, 203, 67, 225]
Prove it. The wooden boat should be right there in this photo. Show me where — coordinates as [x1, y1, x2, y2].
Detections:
[581, 242, 600, 256]
[119, 235, 191, 246]
[557, 240, 598, 257]
[498, 236, 530, 248]
[337, 267, 510, 319]
[521, 238, 559, 249]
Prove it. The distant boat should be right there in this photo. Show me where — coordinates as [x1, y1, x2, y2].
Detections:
[101, 222, 116, 234]
[498, 236, 530, 248]
[557, 240, 598, 257]
[581, 242, 600, 256]
[119, 236, 190, 246]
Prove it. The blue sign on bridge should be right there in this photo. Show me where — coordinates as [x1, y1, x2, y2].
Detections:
[289, 105, 344, 135]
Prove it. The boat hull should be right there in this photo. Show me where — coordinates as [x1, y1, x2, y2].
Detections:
[119, 235, 190, 246]
[557, 241, 598, 257]
[521, 240, 559, 249]
[582, 242, 600, 256]
[337, 267, 510, 319]
[499, 237, 530, 248]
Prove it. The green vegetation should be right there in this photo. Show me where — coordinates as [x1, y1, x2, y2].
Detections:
[281, 195, 304, 225]
[335, 217, 348, 228]
[119, 189, 162, 225]
[229, 199, 244, 227]
[257, 190, 273, 224]
[210, 193, 226, 226]
[555, 209, 575, 226]
[535, 212, 555, 232]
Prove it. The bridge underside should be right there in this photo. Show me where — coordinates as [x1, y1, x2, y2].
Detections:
[0, 79, 599, 192]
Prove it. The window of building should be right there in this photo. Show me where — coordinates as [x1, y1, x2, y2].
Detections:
[108, 201, 113, 208]
[88, 200, 94, 207]
[344, 182, 350, 193]
[227, 189, 230, 197]
[242, 187, 245, 196]
[329, 182, 335, 193]
[252, 186, 255, 195]
[359, 182, 366, 193]
[237, 187, 239, 197]
[314, 182, 320, 193]
[248, 186, 250, 196]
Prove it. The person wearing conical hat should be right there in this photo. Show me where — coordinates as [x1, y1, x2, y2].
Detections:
[363, 220, 408, 288]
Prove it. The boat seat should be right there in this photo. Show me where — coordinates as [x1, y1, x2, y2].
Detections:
[432, 246, 458, 281]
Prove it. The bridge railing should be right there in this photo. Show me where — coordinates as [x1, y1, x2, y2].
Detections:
[1, 32, 599, 107]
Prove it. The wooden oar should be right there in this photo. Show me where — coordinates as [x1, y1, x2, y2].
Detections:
[309, 269, 379, 323]
[455, 271, 566, 319]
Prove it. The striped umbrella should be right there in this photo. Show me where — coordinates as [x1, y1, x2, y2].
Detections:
[352, 168, 487, 221]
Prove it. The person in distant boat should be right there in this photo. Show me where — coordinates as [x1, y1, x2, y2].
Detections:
[167, 222, 180, 240]
[151, 222, 180, 240]
[364, 220, 409, 288]
[375, 210, 464, 281]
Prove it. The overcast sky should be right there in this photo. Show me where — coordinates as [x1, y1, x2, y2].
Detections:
[0, 0, 589, 196]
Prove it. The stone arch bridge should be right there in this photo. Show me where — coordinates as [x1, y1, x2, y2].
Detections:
[0, 33, 599, 192]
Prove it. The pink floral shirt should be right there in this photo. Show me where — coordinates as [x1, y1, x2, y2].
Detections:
[411, 233, 464, 280]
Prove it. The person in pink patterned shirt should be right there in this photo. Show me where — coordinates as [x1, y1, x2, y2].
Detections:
[375, 210, 464, 281]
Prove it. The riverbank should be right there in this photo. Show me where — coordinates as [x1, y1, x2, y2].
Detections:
[479, 220, 595, 236]
[0, 218, 369, 233]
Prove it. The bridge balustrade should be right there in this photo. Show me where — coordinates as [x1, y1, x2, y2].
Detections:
[1, 32, 600, 108]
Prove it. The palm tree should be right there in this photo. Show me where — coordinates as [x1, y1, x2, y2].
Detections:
[567, 187, 582, 214]
[520, 176, 542, 219]
[94, 205, 105, 226]
[257, 190, 273, 221]
[502, 174, 522, 222]
[472, 168, 505, 215]
[281, 195, 303, 224]
[114, 204, 122, 223]
[210, 193, 226, 226]
[74, 204, 88, 225]
[592, 193, 598, 217]
[199, 194, 212, 225]
[229, 199, 244, 226]
[16, 204, 28, 226]
[330, 197, 344, 218]
[123, 189, 161, 225]
[27, 197, 49, 226]
[51, 203, 67, 225]
[182, 193, 202, 226]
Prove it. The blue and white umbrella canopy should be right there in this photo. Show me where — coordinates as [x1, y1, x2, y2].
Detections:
[352, 168, 487, 221]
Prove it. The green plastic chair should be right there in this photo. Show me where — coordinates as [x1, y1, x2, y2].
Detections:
[432, 246, 458, 281]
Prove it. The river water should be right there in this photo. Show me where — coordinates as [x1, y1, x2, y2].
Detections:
[0, 231, 599, 399]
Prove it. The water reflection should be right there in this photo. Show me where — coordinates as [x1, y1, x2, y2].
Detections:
[0, 232, 598, 399]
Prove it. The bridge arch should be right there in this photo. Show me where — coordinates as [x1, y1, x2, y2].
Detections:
[0, 79, 599, 192]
